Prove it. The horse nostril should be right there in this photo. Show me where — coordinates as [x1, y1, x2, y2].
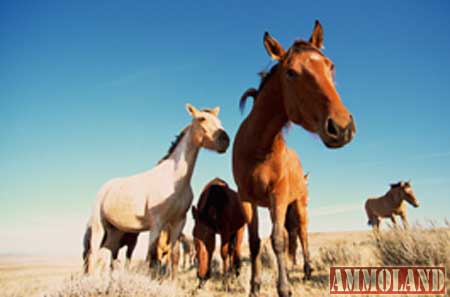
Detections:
[219, 130, 230, 144]
[326, 118, 340, 138]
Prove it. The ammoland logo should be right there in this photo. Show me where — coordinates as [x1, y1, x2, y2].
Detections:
[330, 267, 445, 294]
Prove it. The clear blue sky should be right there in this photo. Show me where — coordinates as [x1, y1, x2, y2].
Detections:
[1, 0, 449, 255]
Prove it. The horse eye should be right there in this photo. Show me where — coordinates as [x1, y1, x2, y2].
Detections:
[330, 64, 336, 80]
[198, 117, 206, 122]
[286, 69, 298, 78]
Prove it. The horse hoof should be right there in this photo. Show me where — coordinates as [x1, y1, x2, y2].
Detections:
[277, 286, 292, 297]
[304, 263, 314, 280]
[250, 282, 261, 297]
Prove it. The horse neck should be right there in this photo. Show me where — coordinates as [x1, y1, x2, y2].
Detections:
[246, 75, 289, 153]
[166, 126, 200, 185]
[386, 188, 404, 207]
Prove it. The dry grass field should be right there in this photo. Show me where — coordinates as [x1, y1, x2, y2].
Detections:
[1, 227, 449, 297]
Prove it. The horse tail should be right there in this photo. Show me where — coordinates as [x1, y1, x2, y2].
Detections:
[82, 224, 92, 272]
[364, 200, 373, 226]
[239, 88, 258, 114]
[83, 184, 109, 273]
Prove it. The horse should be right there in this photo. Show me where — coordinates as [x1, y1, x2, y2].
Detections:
[232, 20, 356, 297]
[179, 233, 196, 269]
[365, 181, 419, 231]
[83, 103, 230, 274]
[146, 228, 181, 279]
[284, 173, 310, 275]
[191, 178, 246, 289]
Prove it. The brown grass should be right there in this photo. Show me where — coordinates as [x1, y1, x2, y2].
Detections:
[1, 227, 449, 297]
[375, 225, 450, 270]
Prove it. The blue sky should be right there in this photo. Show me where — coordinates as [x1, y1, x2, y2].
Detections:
[1, 0, 449, 255]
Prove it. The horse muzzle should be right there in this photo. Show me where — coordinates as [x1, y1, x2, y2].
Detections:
[321, 115, 356, 149]
[197, 271, 211, 289]
[215, 129, 230, 153]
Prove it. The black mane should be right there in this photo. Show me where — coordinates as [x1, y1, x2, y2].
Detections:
[157, 127, 188, 164]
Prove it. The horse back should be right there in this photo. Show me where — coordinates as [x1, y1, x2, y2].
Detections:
[196, 178, 246, 236]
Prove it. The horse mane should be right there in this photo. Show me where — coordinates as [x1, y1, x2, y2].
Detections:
[390, 182, 402, 188]
[239, 64, 279, 113]
[198, 178, 228, 211]
[292, 39, 324, 55]
[200, 108, 215, 114]
[157, 126, 189, 164]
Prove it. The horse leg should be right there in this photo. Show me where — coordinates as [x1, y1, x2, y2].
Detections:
[101, 227, 123, 271]
[294, 200, 312, 280]
[373, 217, 381, 233]
[181, 244, 186, 270]
[288, 228, 298, 268]
[170, 239, 180, 279]
[124, 232, 138, 269]
[390, 216, 397, 228]
[400, 212, 409, 230]
[167, 217, 186, 279]
[220, 238, 230, 290]
[233, 225, 245, 277]
[221, 240, 230, 274]
[147, 227, 163, 277]
[244, 202, 262, 297]
[284, 204, 297, 269]
[282, 228, 291, 275]
[270, 197, 291, 297]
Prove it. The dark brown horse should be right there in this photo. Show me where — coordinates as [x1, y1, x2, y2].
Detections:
[191, 178, 246, 288]
[233, 21, 355, 297]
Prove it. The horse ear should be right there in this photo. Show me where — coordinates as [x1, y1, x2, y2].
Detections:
[186, 103, 199, 117]
[304, 172, 309, 182]
[191, 206, 198, 220]
[211, 106, 220, 117]
[264, 32, 285, 61]
[309, 20, 324, 49]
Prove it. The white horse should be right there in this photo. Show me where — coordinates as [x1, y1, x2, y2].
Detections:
[83, 103, 230, 274]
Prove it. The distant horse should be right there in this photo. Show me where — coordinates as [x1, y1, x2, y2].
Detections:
[365, 181, 419, 231]
[147, 228, 180, 279]
[179, 233, 195, 269]
[146, 232, 193, 278]
[83, 103, 230, 274]
[191, 178, 246, 289]
[232, 21, 355, 297]
[284, 173, 311, 278]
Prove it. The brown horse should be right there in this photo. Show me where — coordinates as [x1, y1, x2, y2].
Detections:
[191, 178, 246, 289]
[365, 181, 419, 231]
[232, 21, 355, 297]
[284, 173, 309, 273]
